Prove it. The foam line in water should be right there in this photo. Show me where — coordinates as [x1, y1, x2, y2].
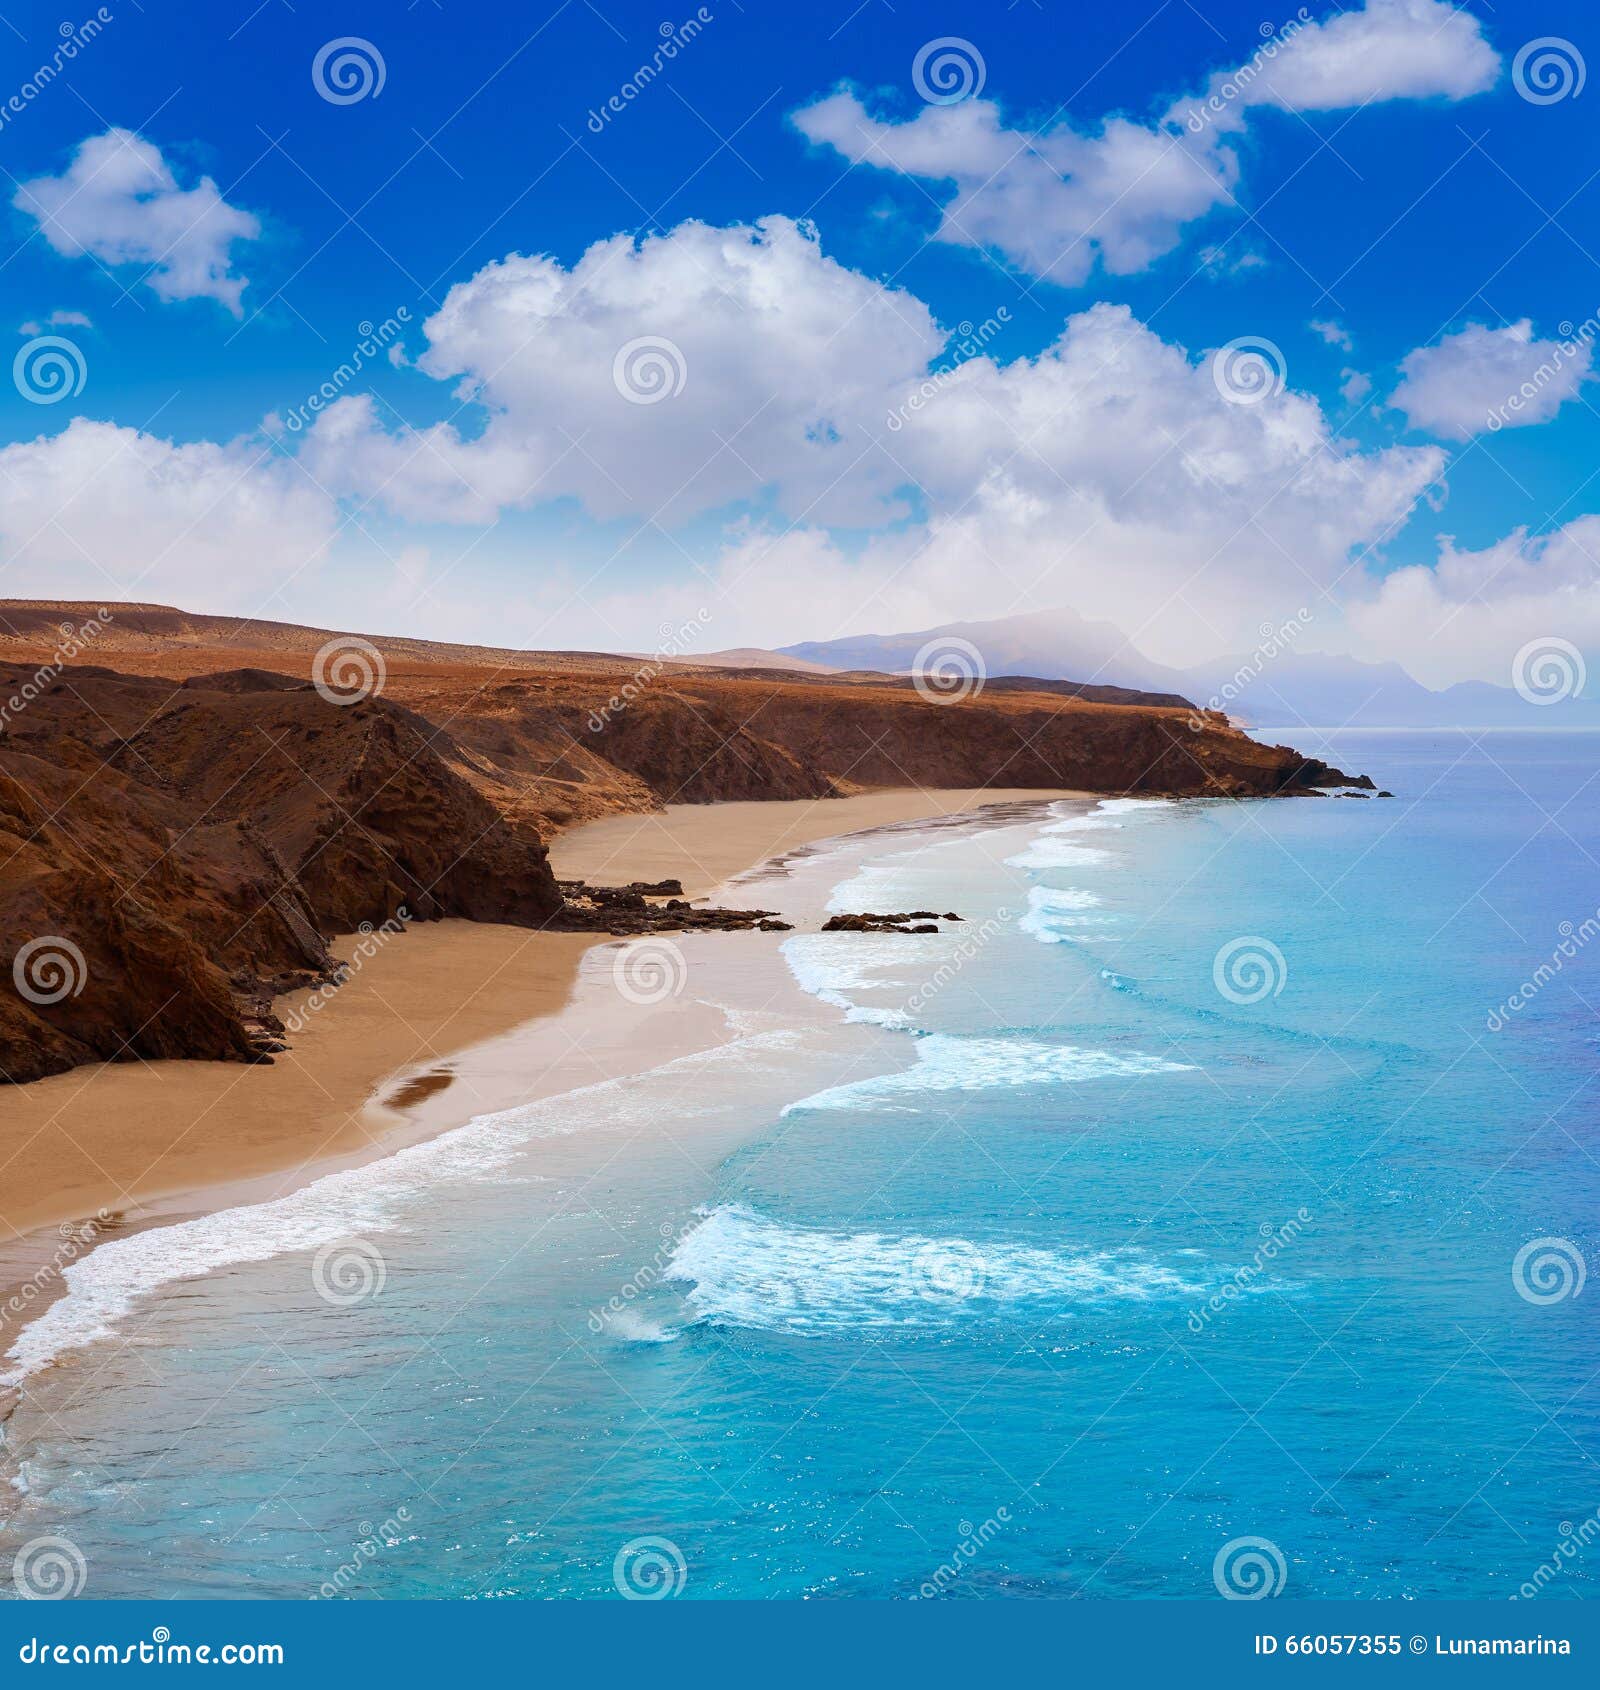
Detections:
[665, 1204, 1206, 1332]
[784, 1033, 1191, 1113]
[1019, 885, 1109, 944]
[1, 1029, 799, 1386]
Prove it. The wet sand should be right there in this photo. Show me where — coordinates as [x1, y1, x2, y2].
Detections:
[0, 787, 1083, 1323]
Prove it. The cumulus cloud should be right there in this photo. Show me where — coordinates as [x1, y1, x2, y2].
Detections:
[0, 419, 335, 604]
[14, 130, 261, 315]
[298, 217, 1444, 660]
[1197, 0, 1500, 116]
[1392, 320, 1593, 440]
[792, 0, 1498, 284]
[1311, 318, 1354, 351]
[1346, 519, 1600, 687]
[304, 217, 944, 526]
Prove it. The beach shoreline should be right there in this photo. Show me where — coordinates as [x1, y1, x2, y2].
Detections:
[0, 788, 1086, 1363]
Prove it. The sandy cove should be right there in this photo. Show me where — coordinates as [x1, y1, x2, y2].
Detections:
[0, 788, 1086, 1317]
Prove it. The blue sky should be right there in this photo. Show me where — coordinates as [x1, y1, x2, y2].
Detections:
[2, 0, 1598, 688]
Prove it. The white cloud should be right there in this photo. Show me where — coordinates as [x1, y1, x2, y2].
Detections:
[1205, 0, 1500, 114]
[304, 216, 944, 526]
[793, 90, 1238, 287]
[792, 0, 1498, 285]
[14, 130, 261, 315]
[18, 310, 93, 335]
[1341, 369, 1373, 404]
[1392, 320, 1592, 439]
[0, 419, 335, 604]
[1346, 519, 1600, 687]
[1311, 318, 1354, 351]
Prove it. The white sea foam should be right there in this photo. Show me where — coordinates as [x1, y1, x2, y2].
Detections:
[665, 1204, 1205, 1332]
[1018, 885, 1108, 944]
[1006, 796, 1174, 870]
[1, 1029, 798, 1386]
[784, 1033, 1191, 1113]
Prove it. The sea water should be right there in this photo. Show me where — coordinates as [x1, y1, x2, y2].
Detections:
[2, 732, 1597, 1601]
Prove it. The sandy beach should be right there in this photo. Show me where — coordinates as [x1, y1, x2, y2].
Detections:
[0, 788, 1082, 1299]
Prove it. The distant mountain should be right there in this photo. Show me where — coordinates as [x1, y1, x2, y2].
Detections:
[781, 610, 1600, 730]
[778, 609, 1195, 696]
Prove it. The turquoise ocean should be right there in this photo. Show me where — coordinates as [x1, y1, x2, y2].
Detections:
[2, 730, 1597, 1601]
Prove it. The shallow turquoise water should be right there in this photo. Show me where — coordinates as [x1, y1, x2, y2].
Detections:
[3, 732, 1598, 1600]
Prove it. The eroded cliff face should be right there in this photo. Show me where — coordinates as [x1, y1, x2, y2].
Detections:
[0, 654, 1366, 1084]
[0, 666, 560, 1084]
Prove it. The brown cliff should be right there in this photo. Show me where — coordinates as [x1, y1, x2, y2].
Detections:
[0, 604, 1369, 1084]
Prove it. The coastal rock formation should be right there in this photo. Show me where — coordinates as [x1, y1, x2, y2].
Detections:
[0, 665, 560, 1084]
[1, 606, 1373, 1084]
